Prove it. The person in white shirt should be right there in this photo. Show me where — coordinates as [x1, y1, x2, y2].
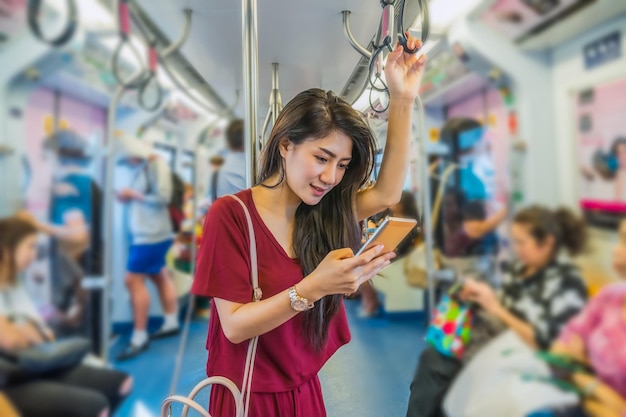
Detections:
[114, 135, 180, 360]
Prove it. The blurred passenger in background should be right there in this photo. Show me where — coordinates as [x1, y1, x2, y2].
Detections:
[444, 199, 505, 258]
[195, 121, 247, 320]
[16, 207, 90, 339]
[0, 218, 132, 417]
[406, 206, 589, 417]
[550, 218, 626, 417]
[15, 129, 102, 338]
[44, 129, 104, 275]
[211, 119, 246, 199]
[437, 197, 508, 293]
[207, 155, 225, 203]
[197, 155, 223, 216]
[115, 135, 179, 361]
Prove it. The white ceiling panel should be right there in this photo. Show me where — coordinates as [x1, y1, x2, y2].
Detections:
[134, 0, 386, 118]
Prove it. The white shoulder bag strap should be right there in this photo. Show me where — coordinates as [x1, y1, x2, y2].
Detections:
[161, 194, 262, 417]
[229, 194, 262, 417]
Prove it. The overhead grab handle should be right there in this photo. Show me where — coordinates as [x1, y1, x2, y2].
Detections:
[111, 0, 147, 89]
[128, 4, 195, 112]
[397, 0, 429, 54]
[27, 0, 78, 47]
[374, 1, 395, 51]
[341, 11, 372, 59]
[137, 41, 164, 112]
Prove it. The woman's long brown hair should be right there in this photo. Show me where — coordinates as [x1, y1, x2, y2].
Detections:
[0, 218, 37, 286]
[258, 89, 377, 351]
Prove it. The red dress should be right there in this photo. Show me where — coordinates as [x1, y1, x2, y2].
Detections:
[192, 189, 351, 417]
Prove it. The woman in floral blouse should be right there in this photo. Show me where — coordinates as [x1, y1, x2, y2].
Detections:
[552, 218, 626, 417]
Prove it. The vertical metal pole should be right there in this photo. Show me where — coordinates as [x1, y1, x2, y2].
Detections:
[415, 95, 436, 322]
[104, 9, 151, 355]
[242, 0, 259, 187]
[102, 85, 125, 363]
[271, 63, 281, 125]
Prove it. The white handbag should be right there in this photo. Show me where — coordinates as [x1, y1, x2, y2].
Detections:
[443, 330, 579, 417]
[161, 194, 262, 417]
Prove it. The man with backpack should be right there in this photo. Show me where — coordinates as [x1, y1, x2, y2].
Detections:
[115, 135, 180, 360]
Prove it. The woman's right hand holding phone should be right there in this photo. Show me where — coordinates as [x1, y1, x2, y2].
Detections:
[299, 245, 396, 301]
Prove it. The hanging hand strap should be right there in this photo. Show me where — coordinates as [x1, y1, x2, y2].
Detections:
[228, 194, 261, 417]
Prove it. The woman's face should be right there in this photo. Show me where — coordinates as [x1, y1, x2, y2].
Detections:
[613, 219, 626, 279]
[281, 131, 353, 206]
[14, 235, 38, 273]
[511, 223, 554, 269]
[616, 143, 626, 169]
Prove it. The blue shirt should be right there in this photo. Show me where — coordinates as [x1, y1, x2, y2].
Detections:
[213, 151, 246, 199]
[50, 173, 93, 225]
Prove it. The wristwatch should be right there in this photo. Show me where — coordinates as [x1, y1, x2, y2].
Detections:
[288, 286, 314, 312]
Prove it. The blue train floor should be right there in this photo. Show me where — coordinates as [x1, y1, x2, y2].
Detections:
[113, 300, 427, 417]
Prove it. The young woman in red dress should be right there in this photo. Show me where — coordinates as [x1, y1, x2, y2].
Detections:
[192, 36, 427, 417]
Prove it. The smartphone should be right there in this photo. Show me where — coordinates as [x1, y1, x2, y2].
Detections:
[356, 216, 418, 256]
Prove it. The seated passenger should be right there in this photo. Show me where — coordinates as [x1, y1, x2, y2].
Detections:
[550, 218, 626, 417]
[406, 206, 589, 417]
[0, 218, 132, 417]
[16, 209, 89, 338]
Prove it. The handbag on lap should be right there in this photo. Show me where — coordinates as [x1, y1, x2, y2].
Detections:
[0, 288, 90, 385]
[0, 336, 91, 384]
[425, 286, 474, 359]
[443, 331, 580, 417]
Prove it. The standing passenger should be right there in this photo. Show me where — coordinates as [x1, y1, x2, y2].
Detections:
[115, 136, 180, 360]
[192, 37, 427, 416]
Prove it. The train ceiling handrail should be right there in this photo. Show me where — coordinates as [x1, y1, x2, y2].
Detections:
[127, 2, 217, 114]
[260, 63, 282, 148]
[27, 0, 78, 47]
[342, 11, 372, 59]
[128, 3, 221, 114]
[161, 9, 192, 59]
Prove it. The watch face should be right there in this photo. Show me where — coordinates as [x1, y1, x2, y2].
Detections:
[291, 299, 308, 311]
